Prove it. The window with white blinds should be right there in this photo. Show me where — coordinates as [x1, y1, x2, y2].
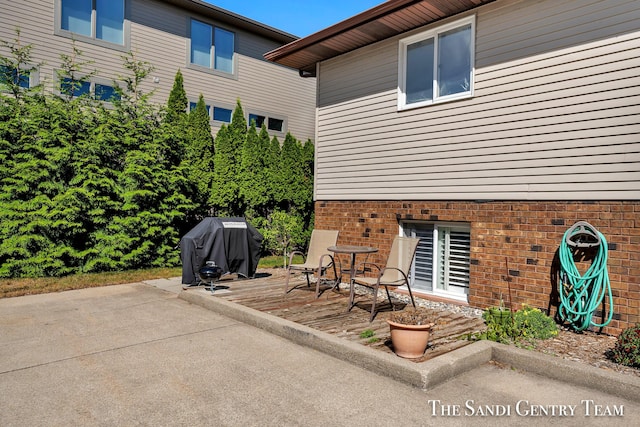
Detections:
[404, 223, 470, 302]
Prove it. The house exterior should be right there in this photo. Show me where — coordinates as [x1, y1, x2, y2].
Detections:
[266, 0, 640, 334]
[0, 0, 316, 141]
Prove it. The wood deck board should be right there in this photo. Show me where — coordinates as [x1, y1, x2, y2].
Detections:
[202, 272, 486, 362]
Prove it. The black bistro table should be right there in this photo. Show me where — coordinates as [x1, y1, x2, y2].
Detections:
[327, 245, 378, 311]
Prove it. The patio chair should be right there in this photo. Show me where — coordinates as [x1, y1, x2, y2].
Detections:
[351, 236, 420, 321]
[283, 229, 340, 298]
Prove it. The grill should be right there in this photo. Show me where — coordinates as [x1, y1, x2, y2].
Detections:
[198, 261, 223, 294]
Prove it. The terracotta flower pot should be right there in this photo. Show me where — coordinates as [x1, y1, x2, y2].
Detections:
[387, 319, 435, 359]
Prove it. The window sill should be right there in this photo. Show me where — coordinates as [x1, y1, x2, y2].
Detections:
[54, 30, 129, 52]
[398, 92, 473, 112]
[187, 63, 238, 81]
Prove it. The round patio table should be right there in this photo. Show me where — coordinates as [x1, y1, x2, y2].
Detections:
[327, 245, 378, 311]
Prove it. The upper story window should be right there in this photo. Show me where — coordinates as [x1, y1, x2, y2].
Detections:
[57, 0, 128, 48]
[398, 16, 474, 110]
[190, 19, 235, 76]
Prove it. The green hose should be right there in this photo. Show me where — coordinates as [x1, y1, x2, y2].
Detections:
[558, 225, 613, 331]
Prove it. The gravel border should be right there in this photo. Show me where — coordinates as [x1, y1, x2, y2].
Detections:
[348, 282, 485, 318]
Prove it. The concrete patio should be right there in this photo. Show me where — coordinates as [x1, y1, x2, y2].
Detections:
[147, 271, 640, 401]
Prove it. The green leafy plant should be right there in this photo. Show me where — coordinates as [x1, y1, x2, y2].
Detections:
[473, 304, 558, 347]
[359, 329, 380, 343]
[359, 329, 375, 339]
[609, 324, 640, 368]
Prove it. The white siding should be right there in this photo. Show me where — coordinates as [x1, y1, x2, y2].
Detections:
[315, 0, 640, 201]
[0, 0, 316, 141]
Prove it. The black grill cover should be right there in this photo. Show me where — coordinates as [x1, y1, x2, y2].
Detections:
[180, 217, 263, 285]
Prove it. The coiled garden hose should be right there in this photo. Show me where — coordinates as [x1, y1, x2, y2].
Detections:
[558, 222, 613, 331]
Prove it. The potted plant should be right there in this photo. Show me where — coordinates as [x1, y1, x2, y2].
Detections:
[386, 308, 436, 359]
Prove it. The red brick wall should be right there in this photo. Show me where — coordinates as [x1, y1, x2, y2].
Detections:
[315, 200, 640, 335]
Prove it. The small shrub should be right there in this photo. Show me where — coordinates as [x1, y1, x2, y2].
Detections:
[475, 307, 515, 344]
[609, 324, 640, 368]
[474, 304, 558, 346]
[514, 305, 558, 342]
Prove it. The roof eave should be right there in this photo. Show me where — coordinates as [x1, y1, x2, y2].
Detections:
[161, 0, 298, 44]
[265, 0, 495, 73]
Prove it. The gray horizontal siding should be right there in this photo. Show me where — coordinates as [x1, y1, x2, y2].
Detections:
[314, 0, 640, 201]
[0, 0, 316, 142]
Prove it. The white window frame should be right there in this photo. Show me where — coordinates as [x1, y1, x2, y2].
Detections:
[397, 15, 475, 111]
[188, 19, 237, 79]
[54, 0, 131, 51]
[400, 221, 471, 302]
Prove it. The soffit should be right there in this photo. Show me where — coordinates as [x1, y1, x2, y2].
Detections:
[264, 0, 495, 73]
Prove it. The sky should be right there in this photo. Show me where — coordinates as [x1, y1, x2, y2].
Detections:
[203, 1, 384, 37]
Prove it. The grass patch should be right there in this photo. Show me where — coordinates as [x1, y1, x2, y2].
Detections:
[0, 254, 305, 299]
[258, 254, 304, 268]
[0, 267, 183, 299]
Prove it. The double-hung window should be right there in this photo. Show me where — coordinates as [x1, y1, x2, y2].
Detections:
[59, 0, 126, 46]
[190, 19, 235, 75]
[403, 222, 471, 302]
[398, 16, 474, 110]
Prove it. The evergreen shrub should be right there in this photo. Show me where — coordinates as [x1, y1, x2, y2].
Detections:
[609, 324, 640, 368]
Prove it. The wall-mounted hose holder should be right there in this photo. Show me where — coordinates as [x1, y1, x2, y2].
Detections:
[558, 221, 613, 331]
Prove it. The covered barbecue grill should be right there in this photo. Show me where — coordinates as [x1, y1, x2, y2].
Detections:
[180, 217, 263, 286]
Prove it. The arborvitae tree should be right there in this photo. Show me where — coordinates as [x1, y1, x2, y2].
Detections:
[185, 94, 214, 213]
[299, 139, 316, 235]
[0, 94, 68, 276]
[0, 33, 317, 275]
[229, 98, 247, 141]
[277, 132, 306, 210]
[265, 134, 281, 210]
[211, 99, 246, 216]
[239, 122, 269, 218]
[166, 69, 187, 124]
[302, 139, 315, 213]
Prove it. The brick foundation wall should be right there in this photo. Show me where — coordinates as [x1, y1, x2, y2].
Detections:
[315, 200, 640, 335]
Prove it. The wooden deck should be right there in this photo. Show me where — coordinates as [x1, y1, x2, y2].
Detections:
[211, 270, 487, 363]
